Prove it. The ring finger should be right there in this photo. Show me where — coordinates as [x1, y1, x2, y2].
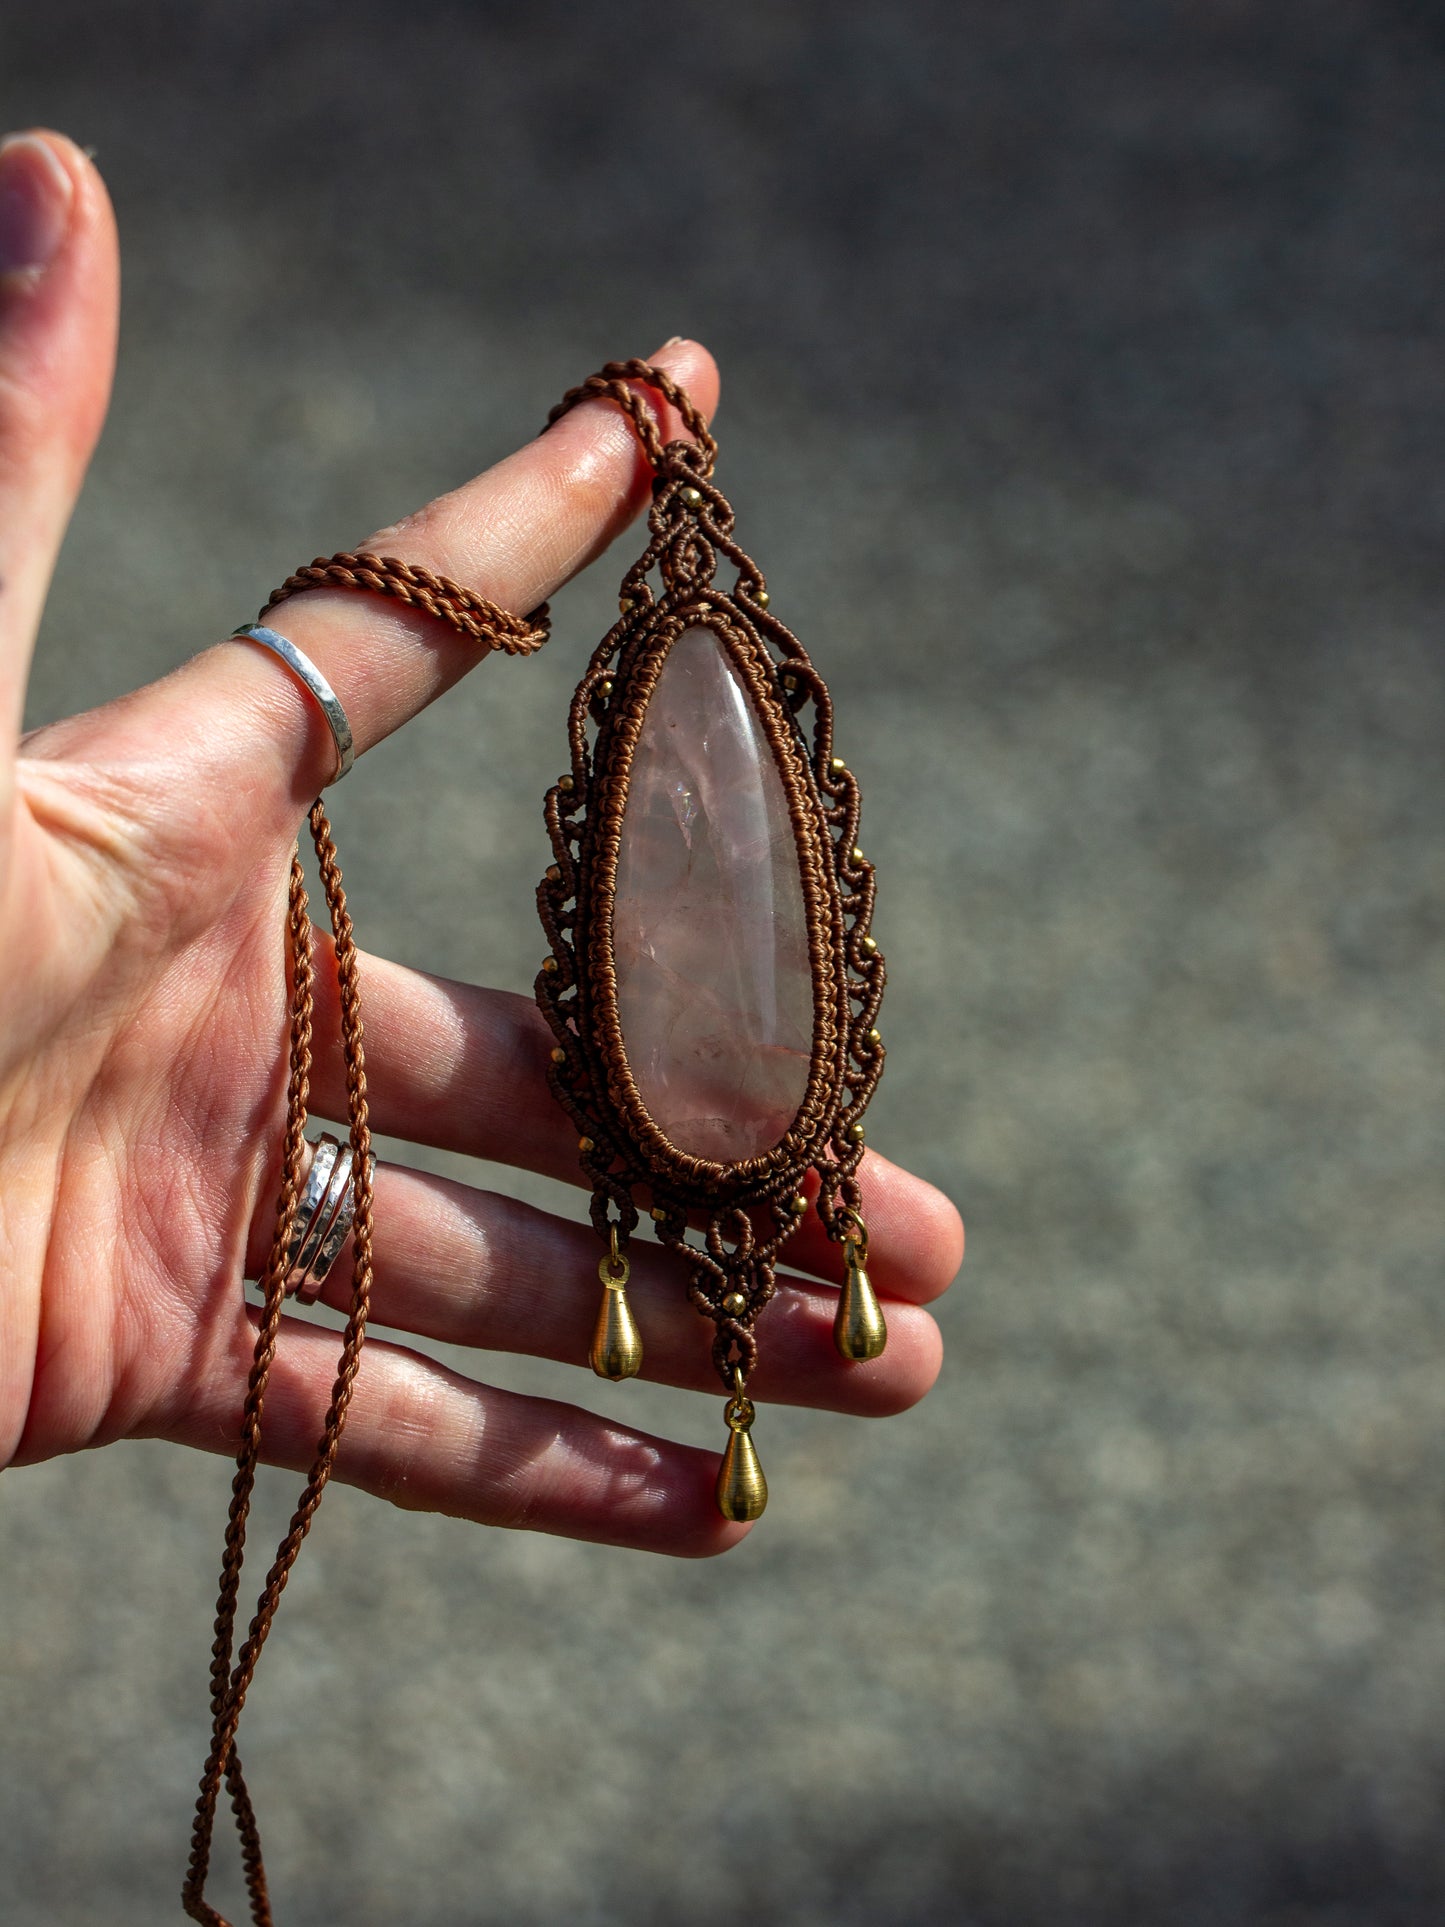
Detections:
[248, 1162, 944, 1417]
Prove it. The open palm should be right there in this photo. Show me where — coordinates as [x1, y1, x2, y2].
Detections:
[0, 132, 962, 1555]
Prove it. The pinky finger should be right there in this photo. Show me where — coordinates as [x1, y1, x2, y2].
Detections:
[151, 1310, 750, 1559]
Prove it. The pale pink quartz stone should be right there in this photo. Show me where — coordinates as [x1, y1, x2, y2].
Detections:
[611, 625, 814, 1162]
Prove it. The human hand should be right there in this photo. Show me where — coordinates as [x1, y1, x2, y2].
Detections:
[0, 132, 963, 1554]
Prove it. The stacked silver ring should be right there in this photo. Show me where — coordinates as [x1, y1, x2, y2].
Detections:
[283, 1133, 371, 1304]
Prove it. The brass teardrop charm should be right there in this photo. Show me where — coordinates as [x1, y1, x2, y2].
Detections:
[834, 1215, 887, 1361]
[716, 1378, 768, 1522]
[590, 1236, 643, 1381]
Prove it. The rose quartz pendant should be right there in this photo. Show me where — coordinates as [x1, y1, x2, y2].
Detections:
[535, 378, 887, 1521]
[611, 625, 814, 1163]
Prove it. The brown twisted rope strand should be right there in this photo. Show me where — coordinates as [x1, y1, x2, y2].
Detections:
[265, 550, 551, 655]
[183, 851, 314, 1926]
[183, 801, 375, 1927]
[187, 429, 599, 1919]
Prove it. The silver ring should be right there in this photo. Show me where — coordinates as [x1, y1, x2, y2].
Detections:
[288, 1136, 351, 1293]
[285, 1135, 340, 1279]
[282, 1133, 373, 1304]
[233, 623, 355, 783]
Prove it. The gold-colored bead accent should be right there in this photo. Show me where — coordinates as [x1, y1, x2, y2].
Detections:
[680, 485, 703, 507]
[545, 864, 561, 883]
[755, 588, 770, 609]
[550, 1046, 567, 1065]
[578, 1135, 594, 1154]
[599, 678, 613, 698]
[650, 1205, 667, 1223]
[829, 756, 846, 776]
[619, 595, 633, 613]
[862, 935, 878, 953]
[790, 1193, 808, 1215]
[847, 1121, 865, 1144]
[558, 774, 575, 793]
[782, 673, 798, 692]
[722, 1291, 748, 1317]
[867, 1027, 882, 1047]
[851, 846, 864, 865]
[542, 957, 559, 974]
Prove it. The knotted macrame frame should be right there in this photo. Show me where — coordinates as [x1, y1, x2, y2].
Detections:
[534, 411, 886, 1386]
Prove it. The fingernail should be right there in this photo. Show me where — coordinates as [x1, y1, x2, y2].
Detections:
[0, 134, 74, 275]
[661, 335, 685, 348]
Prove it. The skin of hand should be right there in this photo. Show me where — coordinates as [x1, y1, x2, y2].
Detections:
[0, 131, 964, 1556]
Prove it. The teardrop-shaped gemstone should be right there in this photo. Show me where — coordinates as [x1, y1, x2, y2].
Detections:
[612, 625, 814, 1162]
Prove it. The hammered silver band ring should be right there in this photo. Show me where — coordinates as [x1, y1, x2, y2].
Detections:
[233, 623, 355, 784]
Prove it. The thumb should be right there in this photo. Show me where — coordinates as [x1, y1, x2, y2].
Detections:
[0, 131, 118, 749]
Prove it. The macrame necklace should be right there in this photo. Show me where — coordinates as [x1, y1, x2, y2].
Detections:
[536, 362, 888, 1517]
[184, 362, 886, 1925]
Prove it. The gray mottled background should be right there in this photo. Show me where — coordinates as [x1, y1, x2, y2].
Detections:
[3, 2, 1444, 1922]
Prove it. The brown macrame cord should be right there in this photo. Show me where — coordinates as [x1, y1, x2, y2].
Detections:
[263, 552, 550, 656]
[185, 360, 882, 1923]
[182, 802, 375, 1927]
[184, 569, 553, 1924]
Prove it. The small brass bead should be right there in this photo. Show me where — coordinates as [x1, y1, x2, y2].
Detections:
[619, 595, 633, 613]
[782, 673, 798, 692]
[847, 1122, 866, 1144]
[542, 957, 559, 974]
[867, 1027, 882, 1047]
[599, 678, 613, 698]
[829, 756, 846, 776]
[550, 1046, 567, 1065]
[755, 588, 770, 609]
[578, 1135, 595, 1154]
[545, 864, 561, 883]
[680, 485, 703, 507]
[722, 1291, 748, 1317]
[650, 1205, 668, 1223]
[851, 846, 864, 865]
[790, 1193, 808, 1215]
[558, 774, 575, 793]
[862, 934, 878, 953]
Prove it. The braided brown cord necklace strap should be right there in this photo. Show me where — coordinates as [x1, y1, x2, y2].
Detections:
[187, 361, 708, 1924]
[261, 358, 713, 652]
[265, 550, 551, 655]
[184, 803, 376, 1927]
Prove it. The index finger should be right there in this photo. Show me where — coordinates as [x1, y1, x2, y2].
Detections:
[110, 338, 718, 820]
